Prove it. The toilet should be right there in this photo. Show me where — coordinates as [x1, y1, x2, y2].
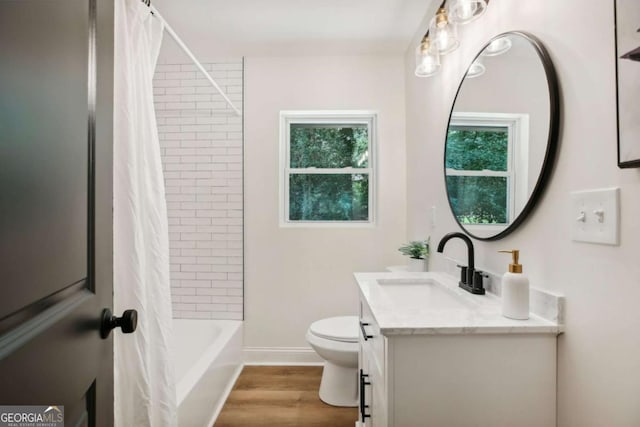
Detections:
[306, 316, 359, 407]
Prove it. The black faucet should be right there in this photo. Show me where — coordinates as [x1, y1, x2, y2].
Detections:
[437, 232, 486, 295]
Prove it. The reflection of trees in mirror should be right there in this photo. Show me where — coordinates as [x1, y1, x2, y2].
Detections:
[445, 128, 507, 171]
[289, 124, 369, 221]
[446, 176, 508, 224]
[446, 128, 509, 224]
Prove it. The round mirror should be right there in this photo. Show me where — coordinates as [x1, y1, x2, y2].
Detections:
[444, 32, 559, 240]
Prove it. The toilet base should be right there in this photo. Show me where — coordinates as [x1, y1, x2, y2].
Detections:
[318, 361, 358, 407]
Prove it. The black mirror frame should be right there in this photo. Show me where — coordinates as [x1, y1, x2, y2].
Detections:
[443, 31, 561, 241]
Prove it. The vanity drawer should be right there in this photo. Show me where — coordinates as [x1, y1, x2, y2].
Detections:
[360, 298, 386, 374]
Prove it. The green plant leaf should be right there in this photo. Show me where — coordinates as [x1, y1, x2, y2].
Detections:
[398, 238, 430, 259]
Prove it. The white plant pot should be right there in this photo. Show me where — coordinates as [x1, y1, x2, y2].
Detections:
[407, 257, 428, 272]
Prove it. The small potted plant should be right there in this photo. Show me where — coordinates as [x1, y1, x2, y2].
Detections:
[398, 238, 430, 272]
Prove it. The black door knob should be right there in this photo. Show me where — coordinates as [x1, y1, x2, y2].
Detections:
[100, 308, 138, 339]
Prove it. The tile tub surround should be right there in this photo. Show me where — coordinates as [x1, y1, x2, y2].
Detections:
[355, 272, 563, 335]
[154, 59, 243, 320]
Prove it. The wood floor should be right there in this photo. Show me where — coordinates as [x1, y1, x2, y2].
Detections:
[214, 366, 358, 427]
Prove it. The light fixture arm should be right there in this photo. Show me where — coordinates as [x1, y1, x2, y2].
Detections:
[417, 0, 447, 46]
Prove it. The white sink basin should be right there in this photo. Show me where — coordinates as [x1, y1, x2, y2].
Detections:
[376, 278, 476, 310]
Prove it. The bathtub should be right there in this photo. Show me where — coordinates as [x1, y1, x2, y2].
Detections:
[172, 319, 243, 426]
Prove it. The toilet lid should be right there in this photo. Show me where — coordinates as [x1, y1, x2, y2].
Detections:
[309, 316, 359, 343]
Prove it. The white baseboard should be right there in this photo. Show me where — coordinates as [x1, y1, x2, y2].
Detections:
[243, 346, 323, 365]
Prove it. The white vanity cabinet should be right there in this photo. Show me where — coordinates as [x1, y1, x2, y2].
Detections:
[355, 272, 562, 427]
[358, 298, 388, 427]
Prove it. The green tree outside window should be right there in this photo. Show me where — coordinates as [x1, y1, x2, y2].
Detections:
[288, 123, 371, 222]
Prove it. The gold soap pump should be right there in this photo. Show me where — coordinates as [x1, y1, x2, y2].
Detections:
[498, 250, 523, 273]
[498, 249, 529, 320]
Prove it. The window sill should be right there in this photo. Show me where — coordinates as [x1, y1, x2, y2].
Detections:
[279, 220, 375, 229]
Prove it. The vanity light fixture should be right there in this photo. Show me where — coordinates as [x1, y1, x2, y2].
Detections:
[415, 35, 441, 77]
[465, 57, 485, 78]
[448, 0, 488, 24]
[481, 36, 512, 56]
[430, 7, 460, 55]
[414, 0, 489, 78]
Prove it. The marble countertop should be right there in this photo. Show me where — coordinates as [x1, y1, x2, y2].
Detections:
[355, 271, 563, 336]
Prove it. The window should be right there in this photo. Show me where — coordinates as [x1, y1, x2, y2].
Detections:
[445, 112, 529, 230]
[280, 111, 376, 226]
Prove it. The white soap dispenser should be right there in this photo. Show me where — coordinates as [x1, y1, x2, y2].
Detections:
[498, 250, 529, 320]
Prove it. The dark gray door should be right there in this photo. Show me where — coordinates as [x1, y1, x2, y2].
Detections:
[0, 0, 115, 425]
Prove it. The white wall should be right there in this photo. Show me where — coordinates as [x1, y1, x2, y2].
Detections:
[405, 2, 640, 426]
[244, 55, 407, 354]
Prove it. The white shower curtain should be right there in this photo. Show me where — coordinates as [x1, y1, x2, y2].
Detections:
[113, 0, 177, 426]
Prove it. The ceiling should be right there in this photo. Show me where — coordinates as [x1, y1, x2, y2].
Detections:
[152, 0, 432, 57]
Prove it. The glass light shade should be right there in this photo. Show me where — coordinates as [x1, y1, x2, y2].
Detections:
[466, 58, 485, 78]
[482, 36, 512, 56]
[448, 0, 488, 24]
[414, 40, 441, 77]
[429, 8, 460, 55]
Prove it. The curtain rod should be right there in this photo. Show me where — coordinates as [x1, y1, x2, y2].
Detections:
[149, 5, 242, 117]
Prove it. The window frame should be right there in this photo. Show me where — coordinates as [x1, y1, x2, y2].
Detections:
[279, 110, 377, 228]
[446, 112, 529, 233]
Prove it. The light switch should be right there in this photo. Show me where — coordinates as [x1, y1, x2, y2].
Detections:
[570, 187, 620, 245]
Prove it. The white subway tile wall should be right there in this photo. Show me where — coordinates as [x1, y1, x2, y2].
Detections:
[153, 59, 243, 320]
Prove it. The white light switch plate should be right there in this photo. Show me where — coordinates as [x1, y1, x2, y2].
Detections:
[570, 187, 620, 245]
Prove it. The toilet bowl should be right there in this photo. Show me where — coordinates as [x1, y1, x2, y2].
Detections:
[306, 316, 359, 407]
